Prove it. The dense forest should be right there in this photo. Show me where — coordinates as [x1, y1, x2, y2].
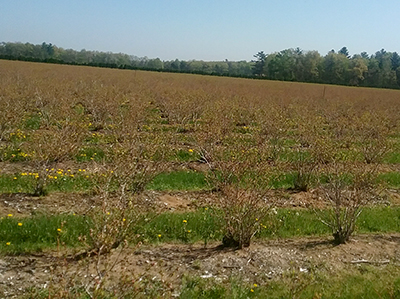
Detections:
[1, 41, 400, 89]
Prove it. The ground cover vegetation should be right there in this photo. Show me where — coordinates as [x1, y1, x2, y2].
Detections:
[0, 59, 400, 297]
[1, 42, 400, 89]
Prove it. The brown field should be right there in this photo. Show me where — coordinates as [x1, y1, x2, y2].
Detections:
[1, 60, 400, 298]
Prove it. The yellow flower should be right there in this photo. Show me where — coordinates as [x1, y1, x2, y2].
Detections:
[253, 283, 258, 287]
[18, 223, 22, 226]
[250, 289, 254, 292]
[123, 218, 126, 222]
[7, 214, 13, 217]
[6, 242, 10, 246]
[57, 228, 62, 232]
[188, 149, 194, 153]
[158, 234, 162, 238]
[183, 220, 187, 223]
[187, 230, 191, 233]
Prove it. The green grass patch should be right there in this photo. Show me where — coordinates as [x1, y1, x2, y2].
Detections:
[136, 206, 400, 245]
[0, 172, 94, 194]
[0, 146, 31, 162]
[383, 152, 400, 164]
[269, 173, 296, 189]
[261, 209, 329, 238]
[0, 214, 89, 254]
[173, 149, 200, 162]
[147, 170, 209, 191]
[358, 206, 400, 232]
[377, 172, 400, 188]
[135, 208, 222, 245]
[180, 266, 400, 299]
[76, 146, 105, 162]
[2, 206, 400, 254]
[24, 114, 41, 130]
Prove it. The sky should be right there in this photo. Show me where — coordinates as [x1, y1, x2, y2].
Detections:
[1, 0, 400, 61]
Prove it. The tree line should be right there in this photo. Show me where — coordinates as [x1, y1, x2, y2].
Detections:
[253, 47, 400, 89]
[1, 42, 400, 89]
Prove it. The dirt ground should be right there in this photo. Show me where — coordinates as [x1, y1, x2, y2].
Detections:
[1, 188, 399, 219]
[1, 234, 399, 298]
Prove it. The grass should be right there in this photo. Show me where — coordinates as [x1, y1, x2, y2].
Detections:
[358, 206, 400, 232]
[76, 146, 105, 162]
[0, 172, 93, 194]
[0, 214, 89, 254]
[377, 172, 400, 188]
[0, 169, 399, 195]
[3, 206, 399, 254]
[179, 266, 400, 299]
[383, 151, 400, 164]
[146, 170, 209, 191]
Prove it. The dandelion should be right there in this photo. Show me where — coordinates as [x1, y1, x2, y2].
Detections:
[183, 220, 187, 223]
[13, 177, 17, 180]
[250, 289, 254, 292]
[18, 223, 22, 226]
[123, 218, 126, 222]
[187, 230, 191, 233]
[6, 242, 10, 246]
[7, 214, 13, 217]
[158, 234, 162, 238]
[57, 228, 62, 232]
[253, 283, 258, 287]
[188, 149, 194, 153]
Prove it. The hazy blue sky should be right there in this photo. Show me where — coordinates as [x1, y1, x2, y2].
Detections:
[1, 0, 399, 61]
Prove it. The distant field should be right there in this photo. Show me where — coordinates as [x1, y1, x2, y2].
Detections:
[0, 59, 400, 298]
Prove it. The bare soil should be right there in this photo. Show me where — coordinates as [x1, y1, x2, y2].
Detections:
[1, 234, 399, 298]
[1, 188, 398, 218]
